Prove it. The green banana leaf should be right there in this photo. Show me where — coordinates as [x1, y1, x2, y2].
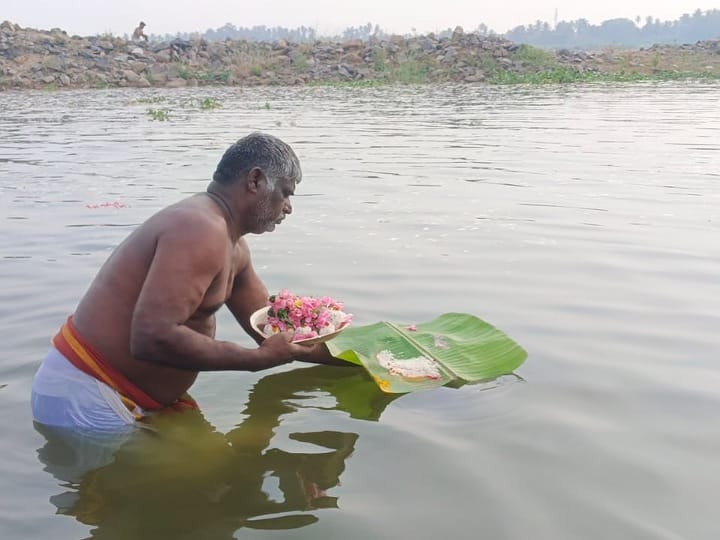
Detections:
[326, 313, 527, 393]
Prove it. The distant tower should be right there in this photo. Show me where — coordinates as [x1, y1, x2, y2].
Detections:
[554, 8, 558, 29]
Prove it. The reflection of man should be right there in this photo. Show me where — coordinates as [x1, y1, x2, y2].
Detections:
[31, 133, 348, 431]
[35, 365, 400, 536]
[132, 21, 148, 41]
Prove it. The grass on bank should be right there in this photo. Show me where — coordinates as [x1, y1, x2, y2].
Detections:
[309, 67, 720, 87]
[489, 67, 720, 84]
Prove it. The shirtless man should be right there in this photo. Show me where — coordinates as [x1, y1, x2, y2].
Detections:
[31, 132, 343, 430]
[132, 21, 148, 42]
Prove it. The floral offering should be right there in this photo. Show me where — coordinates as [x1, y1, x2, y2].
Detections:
[264, 289, 352, 341]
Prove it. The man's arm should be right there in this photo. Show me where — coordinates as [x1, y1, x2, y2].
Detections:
[226, 246, 352, 367]
[130, 213, 311, 371]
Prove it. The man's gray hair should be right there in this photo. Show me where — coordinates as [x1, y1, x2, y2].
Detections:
[212, 132, 302, 187]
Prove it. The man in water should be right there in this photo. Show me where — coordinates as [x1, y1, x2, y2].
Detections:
[132, 21, 148, 42]
[31, 132, 344, 430]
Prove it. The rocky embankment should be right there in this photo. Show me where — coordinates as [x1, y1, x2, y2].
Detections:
[1, 20, 719, 90]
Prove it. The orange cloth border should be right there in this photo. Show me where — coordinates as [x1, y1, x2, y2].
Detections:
[52, 316, 197, 416]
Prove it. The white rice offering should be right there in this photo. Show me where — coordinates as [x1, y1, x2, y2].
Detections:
[376, 350, 442, 380]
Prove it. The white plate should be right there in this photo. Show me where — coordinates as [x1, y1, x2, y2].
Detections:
[249, 306, 351, 346]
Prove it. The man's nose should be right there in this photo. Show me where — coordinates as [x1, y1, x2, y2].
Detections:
[284, 201, 292, 214]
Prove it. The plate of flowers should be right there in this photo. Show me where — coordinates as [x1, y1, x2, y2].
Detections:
[250, 289, 353, 346]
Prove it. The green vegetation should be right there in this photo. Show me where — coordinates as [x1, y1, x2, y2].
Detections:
[176, 63, 230, 83]
[135, 96, 167, 104]
[90, 76, 110, 89]
[490, 67, 720, 85]
[291, 53, 310, 71]
[199, 97, 221, 110]
[205, 69, 231, 83]
[146, 108, 170, 121]
[309, 78, 388, 88]
[372, 48, 389, 73]
[652, 51, 661, 69]
[176, 63, 194, 80]
[389, 57, 431, 84]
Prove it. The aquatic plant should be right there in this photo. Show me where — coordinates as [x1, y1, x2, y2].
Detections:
[146, 108, 170, 121]
[199, 97, 221, 110]
[307, 78, 387, 88]
[135, 96, 167, 104]
[490, 67, 720, 85]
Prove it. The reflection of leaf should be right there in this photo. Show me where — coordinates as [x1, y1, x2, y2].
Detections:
[244, 514, 318, 529]
[327, 313, 527, 393]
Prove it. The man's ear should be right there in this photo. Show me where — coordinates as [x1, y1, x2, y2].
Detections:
[247, 167, 266, 194]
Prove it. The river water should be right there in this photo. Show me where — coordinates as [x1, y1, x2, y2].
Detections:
[0, 82, 718, 539]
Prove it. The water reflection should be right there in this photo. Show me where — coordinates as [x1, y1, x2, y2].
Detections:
[35, 365, 400, 538]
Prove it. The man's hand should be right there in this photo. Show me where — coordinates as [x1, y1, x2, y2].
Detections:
[257, 332, 318, 368]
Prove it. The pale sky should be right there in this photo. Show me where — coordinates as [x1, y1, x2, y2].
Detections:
[4, 0, 718, 37]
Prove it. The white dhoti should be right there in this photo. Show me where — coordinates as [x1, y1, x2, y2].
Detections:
[31, 346, 138, 430]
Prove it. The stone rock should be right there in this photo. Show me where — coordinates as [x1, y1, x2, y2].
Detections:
[0, 20, 716, 90]
[155, 50, 172, 62]
[122, 69, 140, 82]
[343, 39, 363, 50]
[165, 78, 187, 88]
[337, 63, 356, 78]
[42, 55, 66, 71]
[132, 77, 151, 87]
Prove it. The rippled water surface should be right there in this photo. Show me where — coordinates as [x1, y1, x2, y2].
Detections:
[1, 82, 719, 539]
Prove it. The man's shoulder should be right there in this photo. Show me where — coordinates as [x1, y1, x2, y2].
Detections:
[152, 196, 227, 236]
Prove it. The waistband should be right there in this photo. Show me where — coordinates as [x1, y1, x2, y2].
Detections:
[52, 316, 197, 417]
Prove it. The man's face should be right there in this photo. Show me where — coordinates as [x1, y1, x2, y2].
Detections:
[254, 176, 295, 233]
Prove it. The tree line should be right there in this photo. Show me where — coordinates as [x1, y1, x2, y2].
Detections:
[148, 9, 720, 49]
[506, 9, 720, 49]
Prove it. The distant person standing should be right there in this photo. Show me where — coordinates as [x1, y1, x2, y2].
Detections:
[132, 21, 148, 42]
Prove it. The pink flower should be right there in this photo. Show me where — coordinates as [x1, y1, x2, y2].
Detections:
[265, 291, 352, 341]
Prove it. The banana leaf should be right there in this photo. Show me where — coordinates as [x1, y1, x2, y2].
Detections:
[326, 313, 527, 393]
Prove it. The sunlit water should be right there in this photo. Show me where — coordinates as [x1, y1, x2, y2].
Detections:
[0, 82, 718, 539]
